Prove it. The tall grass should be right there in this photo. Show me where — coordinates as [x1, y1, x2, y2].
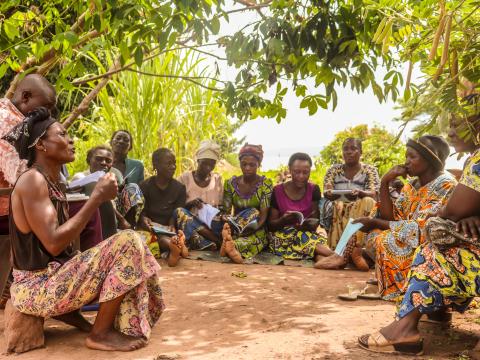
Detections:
[67, 50, 241, 178]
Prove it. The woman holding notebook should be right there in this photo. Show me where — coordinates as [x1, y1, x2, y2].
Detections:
[267, 153, 329, 260]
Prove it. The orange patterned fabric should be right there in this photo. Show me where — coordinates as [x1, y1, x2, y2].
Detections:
[366, 173, 456, 301]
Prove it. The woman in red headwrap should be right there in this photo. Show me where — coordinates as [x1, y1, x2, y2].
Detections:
[220, 144, 273, 263]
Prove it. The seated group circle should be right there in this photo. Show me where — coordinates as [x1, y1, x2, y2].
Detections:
[2, 74, 480, 356]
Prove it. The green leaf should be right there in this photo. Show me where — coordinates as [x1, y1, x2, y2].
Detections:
[0, 63, 8, 78]
[308, 101, 317, 115]
[3, 19, 19, 40]
[210, 16, 220, 34]
[134, 47, 143, 67]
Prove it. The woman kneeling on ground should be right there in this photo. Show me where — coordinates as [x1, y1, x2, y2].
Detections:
[268, 153, 329, 260]
[358, 104, 480, 356]
[139, 148, 187, 266]
[4, 108, 164, 351]
[220, 144, 273, 263]
[174, 140, 224, 250]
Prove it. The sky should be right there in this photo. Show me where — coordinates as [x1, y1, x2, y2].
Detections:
[213, 2, 465, 170]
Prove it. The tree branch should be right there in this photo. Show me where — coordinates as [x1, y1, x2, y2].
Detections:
[125, 69, 224, 91]
[63, 58, 122, 129]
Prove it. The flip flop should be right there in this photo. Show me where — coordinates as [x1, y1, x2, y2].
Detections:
[337, 285, 362, 301]
[366, 278, 378, 286]
[358, 332, 423, 355]
[357, 284, 382, 300]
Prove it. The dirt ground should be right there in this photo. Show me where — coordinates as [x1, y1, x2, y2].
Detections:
[1, 259, 479, 359]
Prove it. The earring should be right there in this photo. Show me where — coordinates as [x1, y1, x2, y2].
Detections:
[43, 148, 47, 152]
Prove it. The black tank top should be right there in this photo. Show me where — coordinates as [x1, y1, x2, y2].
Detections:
[9, 166, 76, 271]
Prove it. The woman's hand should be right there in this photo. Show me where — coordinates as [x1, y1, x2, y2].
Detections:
[382, 165, 408, 183]
[294, 218, 319, 232]
[118, 217, 132, 230]
[91, 172, 118, 204]
[282, 211, 300, 225]
[185, 198, 203, 211]
[457, 216, 480, 241]
[352, 217, 379, 232]
[324, 189, 340, 201]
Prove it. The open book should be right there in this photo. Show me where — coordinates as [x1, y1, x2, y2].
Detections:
[334, 218, 364, 255]
[197, 204, 220, 228]
[227, 217, 258, 235]
[287, 211, 320, 227]
[151, 222, 176, 237]
[68, 170, 105, 190]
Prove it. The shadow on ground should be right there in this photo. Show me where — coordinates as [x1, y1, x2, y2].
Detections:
[1, 259, 479, 359]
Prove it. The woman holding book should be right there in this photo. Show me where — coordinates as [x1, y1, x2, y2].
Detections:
[220, 144, 273, 263]
[174, 140, 224, 250]
[317, 136, 457, 300]
[268, 153, 329, 260]
[321, 138, 380, 249]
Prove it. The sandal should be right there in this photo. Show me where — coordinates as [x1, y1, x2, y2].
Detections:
[358, 332, 423, 355]
[338, 284, 381, 301]
[357, 284, 382, 300]
[337, 285, 362, 301]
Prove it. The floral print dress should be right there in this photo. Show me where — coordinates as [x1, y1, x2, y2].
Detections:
[223, 176, 273, 259]
[366, 173, 456, 301]
[398, 149, 480, 318]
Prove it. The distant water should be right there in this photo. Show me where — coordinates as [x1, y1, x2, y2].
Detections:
[262, 146, 323, 170]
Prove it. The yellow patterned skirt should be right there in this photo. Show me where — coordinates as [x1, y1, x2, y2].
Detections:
[10, 230, 164, 339]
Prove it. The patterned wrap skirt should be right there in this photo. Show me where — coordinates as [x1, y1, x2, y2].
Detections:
[398, 240, 480, 319]
[231, 208, 268, 259]
[174, 207, 223, 250]
[10, 230, 164, 339]
[268, 227, 326, 260]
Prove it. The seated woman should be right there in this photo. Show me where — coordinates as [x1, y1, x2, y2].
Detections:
[352, 136, 455, 300]
[72, 145, 144, 239]
[110, 130, 144, 185]
[139, 148, 187, 266]
[321, 138, 379, 249]
[268, 153, 328, 260]
[174, 140, 224, 250]
[220, 144, 273, 263]
[3, 108, 163, 351]
[358, 112, 480, 356]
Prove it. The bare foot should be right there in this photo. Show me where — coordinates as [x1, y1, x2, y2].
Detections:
[178, 230, 188, 258]
[220, 223, 230, 257]
[221, 223, 244, 263]
[351, 247, 369, 272]
[314, 253, 346, 270]
[167, 236, 182, 267]
[85, 329, 146, 351]
[53, 310, 93, 332]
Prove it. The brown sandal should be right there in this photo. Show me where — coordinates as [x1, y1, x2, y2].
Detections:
[358, 332, 423, 355]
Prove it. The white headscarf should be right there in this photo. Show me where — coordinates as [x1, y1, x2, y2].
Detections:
[195, 140, 221, 161]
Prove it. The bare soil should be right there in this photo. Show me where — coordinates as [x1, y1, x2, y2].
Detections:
[1, 259, 479, 359]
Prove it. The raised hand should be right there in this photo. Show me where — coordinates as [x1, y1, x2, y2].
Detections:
[91, 172, 118, 203]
